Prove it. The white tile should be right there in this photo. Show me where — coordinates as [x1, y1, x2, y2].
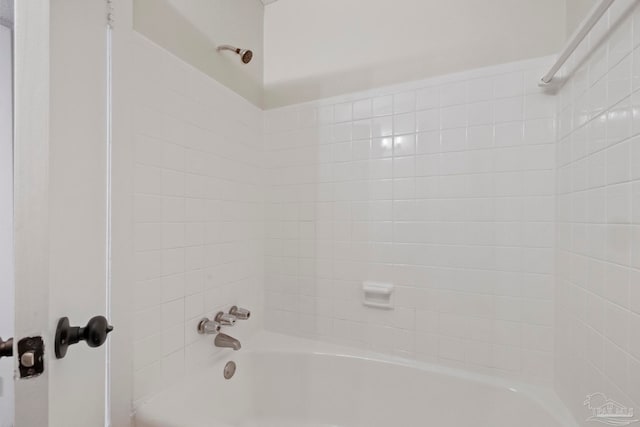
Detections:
[353, 99, 373, 120]
[162, 274, 184, 303]
[495, 97, 524, 123]
[630, 136, 640, 180]
[440, 81, 467, 106]
[373, 95, 393, 117]
[162, 324, 185, 356]
[371, 137, 394, 158]
[440, 105, 467, 129]
[394, 91, 416, 114]
[332, 122, 352, 142]
[522, 350, 553, 380]
[467, 101, 493, 126]
[494, 71, 523, 99]
[134, 361, 162, 401]
[135, 165, 161, 195]
[372, 116, 393, 137]
[135, 252, 162, 282]
[467, 76, 493, 102]
[393, 134, 416, 157]
[135, 195, 162, 223]
[161, 299, 185, 329]
[416, 131, 441, 154]
[161, 170, 185, 197]
[298, 107, 317, 128]
[467, 125, 494, 149]
[524, 118, 555, 145]
[161, 223, 185, 249]
[416, 109, 440, 132]
[334, 102, 353, 123]
[135, 223, 162, 251]
[162, 349, 185, 387]
[492, 344, 521, 372]
[416, 86, 439, 110]
[607, 183, 632, 224]
[133, 334, 161, 370]
[352, 119, 372, 140]
[494, 122, 524, 147]
[633, 183, 640, 224]
[438, 337, 466, 361]
[162, 143, 185, 171]
[440, 128, 466, 152]
[393, 112, 416, 135]
[393, 157, 415, 178]
[609, 17, 633, 68]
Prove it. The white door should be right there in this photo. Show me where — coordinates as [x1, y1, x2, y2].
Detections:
[13, 1, 112, 426]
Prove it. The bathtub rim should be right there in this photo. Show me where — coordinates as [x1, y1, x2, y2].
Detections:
[135, 330, 579, 427]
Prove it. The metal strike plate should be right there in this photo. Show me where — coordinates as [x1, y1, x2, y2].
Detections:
[18, 336, 44, 378]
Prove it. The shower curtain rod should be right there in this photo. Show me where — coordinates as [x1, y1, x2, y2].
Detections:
[539, 0, 615, 86]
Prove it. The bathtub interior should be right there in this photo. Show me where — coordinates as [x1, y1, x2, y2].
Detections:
[135, 333, 576, 427]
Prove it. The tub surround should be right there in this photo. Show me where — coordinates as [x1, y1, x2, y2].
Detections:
[264, 56, 557, 385]
[128, 2, 640, 424]
[554, 0, 640, 423]
[131, 33, 264, 406]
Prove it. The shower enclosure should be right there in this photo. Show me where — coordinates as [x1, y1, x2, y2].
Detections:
[4, 0, 640, 426]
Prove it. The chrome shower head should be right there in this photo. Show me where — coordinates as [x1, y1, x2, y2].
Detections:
[217, 45, 253, 64]
[239, 49, 253, 64]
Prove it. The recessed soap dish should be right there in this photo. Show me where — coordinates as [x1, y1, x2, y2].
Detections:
[362, 281, 394, 309]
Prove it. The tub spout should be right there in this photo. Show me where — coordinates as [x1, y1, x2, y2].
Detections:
[214, 333, 241, 351]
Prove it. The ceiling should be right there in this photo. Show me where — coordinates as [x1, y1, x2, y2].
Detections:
[261, 0, 279, 5]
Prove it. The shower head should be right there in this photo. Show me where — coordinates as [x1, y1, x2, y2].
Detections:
[217, 45, 253, 64]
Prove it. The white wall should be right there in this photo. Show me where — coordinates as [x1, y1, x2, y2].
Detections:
[130, 33, 264, 407]
[264, 0, 565, 108]
[0, 23, 13, 427]
[264, 56, 557, 384]
[554, 1, 640, 424]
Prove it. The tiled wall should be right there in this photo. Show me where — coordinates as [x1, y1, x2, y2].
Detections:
[127, 0, 640, 413]
[555, 0, 640, 423]
[264, 57, 557, 383]
[131, 35, 264, 406]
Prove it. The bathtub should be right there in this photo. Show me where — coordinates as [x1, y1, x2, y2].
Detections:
[135, 331, 577, 427]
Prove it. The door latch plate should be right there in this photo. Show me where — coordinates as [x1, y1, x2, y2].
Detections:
[18, 336, 44, 378]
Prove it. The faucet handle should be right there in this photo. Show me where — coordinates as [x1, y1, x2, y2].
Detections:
[197, 318, 221, 335]
[215, 311, 237, 326]
[229, 306, 251, 320]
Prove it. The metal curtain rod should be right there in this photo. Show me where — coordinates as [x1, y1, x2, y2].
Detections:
[539, 0, 615, 86]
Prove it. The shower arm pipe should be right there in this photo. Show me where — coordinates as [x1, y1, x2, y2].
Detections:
[539, 0, 615, 86]
[217, 45, 240, 54]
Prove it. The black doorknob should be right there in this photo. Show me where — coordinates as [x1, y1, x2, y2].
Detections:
[54, 316, 113, 359]
[0, 337, 12, 359]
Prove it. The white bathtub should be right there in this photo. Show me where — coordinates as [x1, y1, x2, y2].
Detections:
[135, 332, 577, 427]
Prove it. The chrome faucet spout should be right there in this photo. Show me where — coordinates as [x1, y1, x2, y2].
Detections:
[214, 333, 241, 351]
